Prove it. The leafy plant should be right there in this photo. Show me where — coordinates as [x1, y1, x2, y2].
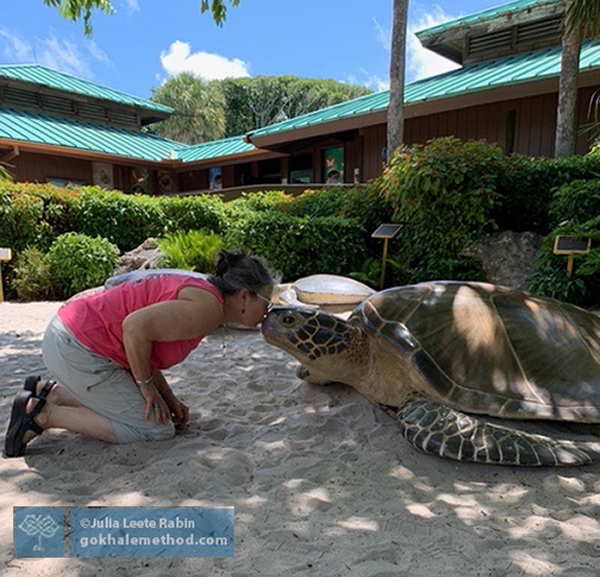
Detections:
[12, 247, 56, 301]
[549, 179, 600, 228]
[46, 233, 120, 299]
[380, 137, 503, 283]
[225, 212, 366, 281]
[158, 229, 223, 273]
[528, 217, 600, 306]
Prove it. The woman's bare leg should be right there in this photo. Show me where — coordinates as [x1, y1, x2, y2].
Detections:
[23, 397, 118, 445]
[37, 381, 86, 408]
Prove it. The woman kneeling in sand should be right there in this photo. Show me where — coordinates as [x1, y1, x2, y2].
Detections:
[5, 249, 276, 457]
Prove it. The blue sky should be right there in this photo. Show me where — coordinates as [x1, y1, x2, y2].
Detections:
[1, 0, 508, 101]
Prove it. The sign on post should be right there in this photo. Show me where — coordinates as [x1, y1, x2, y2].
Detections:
[0, 248, 11, 303]
[552, 236, 591, 278]
[371, 224, 405, 289]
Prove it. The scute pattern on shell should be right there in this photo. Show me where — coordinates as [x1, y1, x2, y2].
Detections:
[357, 282, 600, 422]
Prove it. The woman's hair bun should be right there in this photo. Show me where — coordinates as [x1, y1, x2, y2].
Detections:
[215, 249, 247, 277]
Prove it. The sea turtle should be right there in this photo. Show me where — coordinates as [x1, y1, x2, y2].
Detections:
[262, 281, 600, 467]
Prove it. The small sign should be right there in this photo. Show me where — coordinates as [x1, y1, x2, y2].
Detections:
[553, 236, 591, 256]
[0, 248, 11, 261]
[372, 224, 404, 239]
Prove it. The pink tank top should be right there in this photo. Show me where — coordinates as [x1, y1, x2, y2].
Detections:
[58, 275, 223, 371]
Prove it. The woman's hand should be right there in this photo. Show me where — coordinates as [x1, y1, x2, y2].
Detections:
[168, 397, 190, 430]
[137, 380, 171, 425]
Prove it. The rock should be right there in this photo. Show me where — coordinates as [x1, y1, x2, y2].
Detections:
[461, 231, 543, 290]
[113, 238, 166, 275]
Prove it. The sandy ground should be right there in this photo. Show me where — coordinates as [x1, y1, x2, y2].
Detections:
[1, 301, 600, 577]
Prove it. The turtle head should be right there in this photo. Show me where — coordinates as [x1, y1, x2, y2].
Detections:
[261, 307, 368, 385]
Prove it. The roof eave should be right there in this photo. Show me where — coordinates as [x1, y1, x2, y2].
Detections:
[0, 137, 178, 167]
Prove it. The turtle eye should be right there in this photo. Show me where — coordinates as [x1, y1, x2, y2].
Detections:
[282, 314, 296, 326]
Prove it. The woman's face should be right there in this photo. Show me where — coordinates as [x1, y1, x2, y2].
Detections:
[243, 286, 273, 327]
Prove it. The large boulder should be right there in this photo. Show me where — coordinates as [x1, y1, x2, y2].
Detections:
[113, 238, 166, 275]
[461, 231, 543, 290]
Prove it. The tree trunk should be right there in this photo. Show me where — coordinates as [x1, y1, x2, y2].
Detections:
[387, 0, 409, 163]
[555, 6, 582, 158]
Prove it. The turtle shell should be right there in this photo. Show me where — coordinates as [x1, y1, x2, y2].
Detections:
[355, 281, 600, 422]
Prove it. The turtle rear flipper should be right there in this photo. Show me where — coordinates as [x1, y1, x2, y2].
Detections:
[397, 397, 598, 467]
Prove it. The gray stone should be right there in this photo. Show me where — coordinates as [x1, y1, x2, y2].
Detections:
[461, 231, 543, 289]
[113, 238, 167, 275]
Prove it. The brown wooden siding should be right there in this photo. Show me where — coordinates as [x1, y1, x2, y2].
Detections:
[13, 151, 93, 184]
[362, 123, 386, 181]
[402, 85, 600, 157]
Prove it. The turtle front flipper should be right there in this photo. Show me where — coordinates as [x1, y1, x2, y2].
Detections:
[397, 397, 596, 467]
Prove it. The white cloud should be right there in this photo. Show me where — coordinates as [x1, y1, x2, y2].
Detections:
[88, 40, 112, 65]
[0, 29, 112, 79]
[406, 5, 462, 83]
[124, 0, 140, 14]
[37, 36, 91, 77]
[373, 16, 391, 52]
[160, 40, 251, 81]
[0, 28, 34, 61]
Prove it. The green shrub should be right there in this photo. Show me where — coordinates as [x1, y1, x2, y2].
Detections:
[549, 179, 600, 228]
[528, 216, 600, 306]
[493, 154, 600, 234]
[232, 190, 294, 213]
[0, 186, 45, 253]
[292, 184, 394, 243]
[74, 189, 165, 251]
[159, 195, 226, 235]
[225, 212, 366, 281]
[158, 229, 223, 273]
[12, 247, 56, 301]
[380, 137, 502, 282]
[46, 233, 120, 299]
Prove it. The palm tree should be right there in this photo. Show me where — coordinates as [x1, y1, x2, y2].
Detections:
[555, 0, 600, 157]
[44, 0, 239, 35]
[387, 0, 409, 162]
[151, 74, 226, 144]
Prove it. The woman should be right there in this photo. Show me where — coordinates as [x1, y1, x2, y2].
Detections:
[5, 249, 277, 457]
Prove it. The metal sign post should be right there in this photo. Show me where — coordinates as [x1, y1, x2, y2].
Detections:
[0, 248, 12, 303]
[552, 236, 591, 278]
[371, 224, 405, 289]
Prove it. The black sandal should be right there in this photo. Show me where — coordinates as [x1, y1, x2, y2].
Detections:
[24, 377, 56, 400]
[4, 391, 46, 458]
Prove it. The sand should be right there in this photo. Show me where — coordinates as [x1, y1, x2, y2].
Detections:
[1, 301, 600, 576]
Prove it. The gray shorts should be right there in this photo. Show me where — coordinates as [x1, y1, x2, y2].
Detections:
[42, 315, 175, 444]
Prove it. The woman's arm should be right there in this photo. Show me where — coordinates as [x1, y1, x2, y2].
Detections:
[152, 370, 189, 430]
[122, 292, 221, 424]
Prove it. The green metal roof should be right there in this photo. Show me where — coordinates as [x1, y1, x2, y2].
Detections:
[249, 39, 600, 140]
[177, 135, 256, 162]
[417, 0, 561, 39]
[0, 107, 178, 161]
[0, 64, 172, 114]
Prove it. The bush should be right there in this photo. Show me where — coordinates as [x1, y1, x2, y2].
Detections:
[159, 195, 226, 235]
[0, 186, 45, 253]
[549, 179, 600, 228]
[528, 216, 600, 306]
[292, 184, 394, 244]
[380, 137, 503, 282]
[73, 189, 165, 251]
[225, 212, 366, 281]
[12, 247, 56, 301]
[158, 229, 223, 273]
[46, 233, 120, 299]
[493, 154, 600, 234]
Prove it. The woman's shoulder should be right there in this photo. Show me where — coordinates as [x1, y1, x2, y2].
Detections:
[177, 278, 223, 309]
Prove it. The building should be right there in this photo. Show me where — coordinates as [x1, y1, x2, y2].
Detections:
[1, 0, 598, 194]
